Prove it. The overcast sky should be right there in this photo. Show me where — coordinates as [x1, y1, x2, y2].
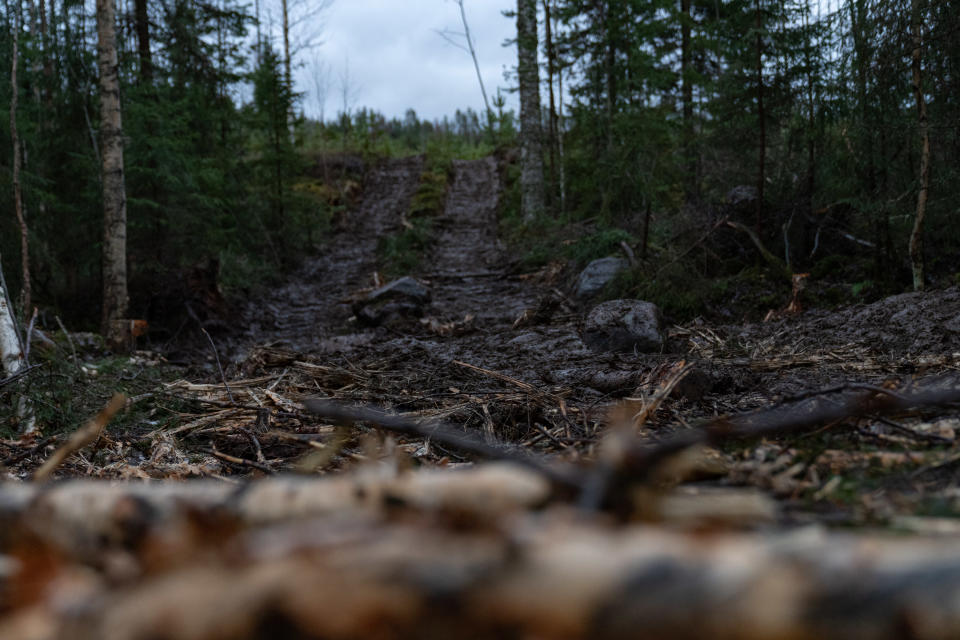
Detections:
[290, 0, 519, 122]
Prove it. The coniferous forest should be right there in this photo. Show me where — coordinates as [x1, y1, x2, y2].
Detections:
[1, 0, 958, 331]
[3, 1, 960, 638]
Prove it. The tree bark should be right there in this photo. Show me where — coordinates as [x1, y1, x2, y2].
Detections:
[909, 0, 929, 291]
[543, 0, 558, 210]
[97, 0, 129, 351]
[281, 0, 294, 140]
[681, 0, 695, 200]
[0, 260, 34, 434]
[282, 0, 292, 89]
[9, 6, 31, 316]
[133, 0, 152, 82]
[517, 0, 545, 222]
[849, 0, 875, 194]
[554, 4, 565, 214]
[754, 0, 766, 235]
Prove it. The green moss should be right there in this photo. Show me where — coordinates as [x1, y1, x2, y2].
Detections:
[378, 217, 434, 276]
[409, 170, 449, 218]
[1, 347, 186, 439]
[567, 229, 635, 266]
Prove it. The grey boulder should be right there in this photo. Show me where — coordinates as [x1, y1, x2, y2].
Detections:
[353, 276, 431, 326]
[582, 299, 665, 353]
[574, 257, 627, 299]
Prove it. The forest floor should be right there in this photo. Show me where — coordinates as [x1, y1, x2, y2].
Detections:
[5, 156, 960, 638]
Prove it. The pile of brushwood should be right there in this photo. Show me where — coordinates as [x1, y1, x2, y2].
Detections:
[5, 324, 960, 638]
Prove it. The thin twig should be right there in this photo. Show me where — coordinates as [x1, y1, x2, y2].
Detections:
[201, 327, 235, 404]
[54, 315, 80, 368]
[238, 427, 267, 463]
[23, 307, 37, 364]
[0, 363, 43, 390]
[1, 435, 58, 467]
[203, 444, 274, 475]
[589, 374, 960, 508]
[33, 394, 126, 481]
[303, 398, 583, 490]
[870, 415, 953, 445]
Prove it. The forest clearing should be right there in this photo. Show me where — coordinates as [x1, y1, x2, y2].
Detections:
[3, 0, 960, 637]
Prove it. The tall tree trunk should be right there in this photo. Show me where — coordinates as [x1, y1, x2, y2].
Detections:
[10, 6, 31, 315]
[909, 0, 930, 292]
[282, 0, 292, 87]
[517, 0, 545, 221]
[456, 0, 491, 119]
[553, 4, 565, 215]
[849, 0, 875, 194]
[603, 4, 616, 155]
[681, 0, 695, 201]
[0, 260, 34, 434]
[281, 0, 294, 139]
[754, 0, 766, 235]
[254, 0, 261, 64]
[543, 0, 558, 211]
[97, 0, 129, 351]
[803, 2, 815, 207]
[2, 15, 34, 434]
[133, 0, 151, 82]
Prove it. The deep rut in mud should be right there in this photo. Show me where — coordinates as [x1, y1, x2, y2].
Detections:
[233, 154, 960, 410]
[237, 155, 424, 354]
[235, 155, 551, 368]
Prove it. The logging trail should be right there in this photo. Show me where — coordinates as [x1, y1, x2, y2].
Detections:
[8, 155, 960, 638]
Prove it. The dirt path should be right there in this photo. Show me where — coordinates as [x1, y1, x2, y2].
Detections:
[236, 155, 423, 354]
[225, 152, 960, 517]
[425, 157, 539, 328]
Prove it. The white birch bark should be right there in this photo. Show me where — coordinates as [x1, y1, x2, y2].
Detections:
[4, 11, 36, 434]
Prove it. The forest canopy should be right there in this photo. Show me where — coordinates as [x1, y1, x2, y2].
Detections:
[0, 0, 958, 335]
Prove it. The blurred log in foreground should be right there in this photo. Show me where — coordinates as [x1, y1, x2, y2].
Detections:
[1, 470, 960, 639]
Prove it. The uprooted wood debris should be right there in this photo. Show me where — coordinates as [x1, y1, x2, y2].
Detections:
[5, 339, 960, 637]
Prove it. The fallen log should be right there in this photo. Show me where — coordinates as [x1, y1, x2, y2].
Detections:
[4, 508, 960, 639]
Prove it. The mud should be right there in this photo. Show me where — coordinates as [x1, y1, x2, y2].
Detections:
[231, 154, 960, 420]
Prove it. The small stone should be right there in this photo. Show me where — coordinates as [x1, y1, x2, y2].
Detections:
[366, 276, 431, 304]
[582, 299, 665, 353]
[353, 276, 431, 327]
[574, 257, 628, 299]
[725, 185, 758, 207]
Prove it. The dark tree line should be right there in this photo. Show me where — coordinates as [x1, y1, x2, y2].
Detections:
[528, 0, 959, 292]
[0, 0, 307, 334]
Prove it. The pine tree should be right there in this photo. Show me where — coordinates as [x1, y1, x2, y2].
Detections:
[97, 0, 129, 350]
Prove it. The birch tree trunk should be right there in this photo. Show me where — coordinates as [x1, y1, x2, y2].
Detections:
[517, 0, 545, 222]
[97, 0, 129, 351]
[0, 263, 34, 434]
[909, 0, 929, 292]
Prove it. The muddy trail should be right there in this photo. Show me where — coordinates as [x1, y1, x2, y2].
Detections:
[13, 152, 960, 510]
[220, 153, 960, 521]
[9, 155, 960, 638]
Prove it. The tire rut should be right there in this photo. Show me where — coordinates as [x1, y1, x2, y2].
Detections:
[236, 155, 424, 354]
[423, 157, 540, 328]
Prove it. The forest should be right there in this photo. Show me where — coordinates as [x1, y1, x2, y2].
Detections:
[1, 0, 960, 638]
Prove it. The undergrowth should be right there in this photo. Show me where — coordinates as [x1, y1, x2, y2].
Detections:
[1, 335, 186, 439]
[376, 137, 481, 277]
